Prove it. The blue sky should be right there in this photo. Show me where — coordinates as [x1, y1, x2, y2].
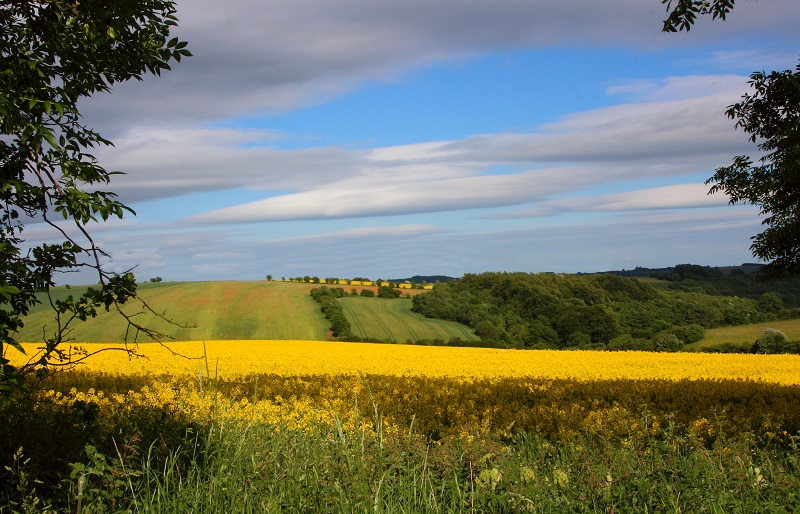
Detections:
[45, 0, 800, 282]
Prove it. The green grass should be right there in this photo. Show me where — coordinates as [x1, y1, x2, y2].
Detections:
[5, 394, 800, 513]
[17, 281, 477, 344]
[16, 281, 330, 343]
[689, 318, 800, 348]
[338, 296, 478, 343]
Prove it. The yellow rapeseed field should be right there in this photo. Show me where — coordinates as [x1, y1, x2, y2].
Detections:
[9, 340, 800, 384]
[9, 341, 800, 441]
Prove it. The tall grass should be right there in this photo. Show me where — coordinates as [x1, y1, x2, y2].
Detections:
[3, 392, 800, 513]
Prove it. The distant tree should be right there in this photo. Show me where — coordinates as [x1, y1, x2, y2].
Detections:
[668, 324, 706, 344]
[149, 277, 163, 283]
[360, 289, 375, 297]
[758, 292, 784, 314]
[266, 274, 273, 281]
[377, 286, 400, 299]
[652, 332, 684, 352]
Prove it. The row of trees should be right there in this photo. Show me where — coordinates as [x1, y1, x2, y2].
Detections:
[286, 276, 424, 287]
[310, 285, 405, 341]
[652, 264, 800, 309]
[309, 287, 352, 339]
[411, 272, 792, 350]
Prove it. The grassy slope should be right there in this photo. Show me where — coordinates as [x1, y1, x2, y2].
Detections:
[338, 296, 478, 342]
[17, 281, 330, 343]
[689, 318, 800, 348]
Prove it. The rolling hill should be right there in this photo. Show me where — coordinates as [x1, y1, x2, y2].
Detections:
[16, 280, 476, 344]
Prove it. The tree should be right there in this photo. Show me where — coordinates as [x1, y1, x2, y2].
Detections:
[706, 64, 800, 278]
[266, 274, 273, 281]
[1, 0, 190, 393]
[753, 328, 788, 354]
[661, 0, 735, 32]
[377, 285, 400, 298]
[662, 0, 800, 278]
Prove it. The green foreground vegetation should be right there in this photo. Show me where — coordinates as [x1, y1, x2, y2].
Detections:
[3, 379, 800, 513]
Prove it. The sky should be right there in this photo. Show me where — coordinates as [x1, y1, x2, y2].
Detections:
[49, 0, 800, 282]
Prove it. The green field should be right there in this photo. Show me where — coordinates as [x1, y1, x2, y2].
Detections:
[17, 281, 330, 343]
[17, 281, 477, 344]
[338, 296, 478, 342]
[689, 318, 800, 349]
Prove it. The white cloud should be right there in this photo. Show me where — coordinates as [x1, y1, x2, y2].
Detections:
[176, 74, 755, 223]
[496, 183, 730, 218]
[81, 0, 800, 135]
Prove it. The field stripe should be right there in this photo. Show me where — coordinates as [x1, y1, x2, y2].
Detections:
[341, 302, 368, 339]
[383, 300, 419, 341]
[362, 301, 395, 342]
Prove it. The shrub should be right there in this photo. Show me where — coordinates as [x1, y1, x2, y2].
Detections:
[694, 342, 751, 354]
[653, 333, 684, 352]
[669, 324, 706, 344]
[377, 286, 400, 298]
[753, 329, 788, 354]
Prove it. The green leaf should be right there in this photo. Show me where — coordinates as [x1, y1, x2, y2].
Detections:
[0, 285, 21, 300]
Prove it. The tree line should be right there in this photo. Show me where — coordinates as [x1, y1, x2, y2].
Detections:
[411, 272, 799, 351]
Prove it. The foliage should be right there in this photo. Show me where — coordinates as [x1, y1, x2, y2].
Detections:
[377, 285, 400, 298]
[662, 0, 800, 279]
[652, 264, 800, 309]
[5, 362, 800, 510]
[5, 340, 800, 508]
[753, 328, 789, 354]
[706, 63, 800, 278]
[310, 286, 353, 339]
[0, 0, 190, 392]
[667, 323, 706, 344]
[411, 272, 768, 350]
[661, 0, 735, 32]
[5, 397, 800, 513]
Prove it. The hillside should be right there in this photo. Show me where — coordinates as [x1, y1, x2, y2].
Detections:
[17, 281, 330, 343]
[16, 280, 475, 344]
[339, 297, 478, 343]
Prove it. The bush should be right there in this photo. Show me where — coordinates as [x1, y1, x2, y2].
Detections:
[752, 329, 788, 354]
[377, 286, 400, 298]
[783, 340, 800, 354]
[669, 324, 706, 344]
[693, 342, 751, 354]
[653, 333, 684, 352]
[360, 289, 375, 297]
